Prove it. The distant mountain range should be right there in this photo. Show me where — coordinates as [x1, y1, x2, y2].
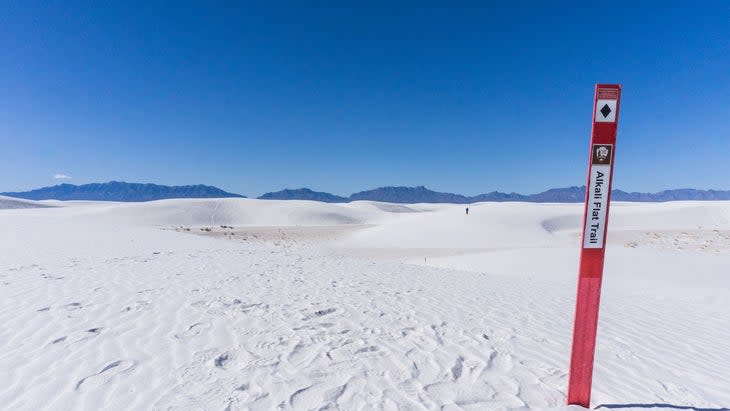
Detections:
[260, 186, 730, 203]
[350, 186, 470, 203]
[3, 182, 730, 203]
[1, 182, 244, 202]
[258, 188, 347, 203]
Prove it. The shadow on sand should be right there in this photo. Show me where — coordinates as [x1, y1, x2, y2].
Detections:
[596, 404, 729, 411]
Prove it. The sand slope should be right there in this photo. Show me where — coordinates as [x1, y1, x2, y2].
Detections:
[0, 198, 729, 410]
[0, 195, 54, 209]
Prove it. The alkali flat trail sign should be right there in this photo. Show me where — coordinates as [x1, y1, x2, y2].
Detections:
[568, 84, 622, 407]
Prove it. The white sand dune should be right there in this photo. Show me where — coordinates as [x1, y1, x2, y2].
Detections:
[0, 195, 55, 209]
[1, 198, 729, 410]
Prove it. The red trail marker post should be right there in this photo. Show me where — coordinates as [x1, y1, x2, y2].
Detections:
[568, 84, 622, 407]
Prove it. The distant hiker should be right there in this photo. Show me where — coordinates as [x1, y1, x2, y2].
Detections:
[465, 207, 469, 215]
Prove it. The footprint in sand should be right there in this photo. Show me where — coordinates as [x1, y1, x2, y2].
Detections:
[174, 322, 211, 340]
[214, 352, 233, 369]
[354, 346, 379, 355]
[75, 360, 136, 391]
[451, 356, 464, 381]
[51, 327, 104, 346]
[302, 307, 337, 321]
[314, 308, 336, 317]
[490, 352, 514, 373]
[122, 300, 151, 313]
[63, 302, 83, 311]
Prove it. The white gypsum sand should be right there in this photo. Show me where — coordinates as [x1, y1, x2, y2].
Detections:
[0, 198, 729, 410]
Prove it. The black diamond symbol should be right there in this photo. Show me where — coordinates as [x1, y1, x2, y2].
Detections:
[600, 104, 612, 118]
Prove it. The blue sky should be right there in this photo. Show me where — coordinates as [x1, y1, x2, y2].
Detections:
[1, 2, 728, 197]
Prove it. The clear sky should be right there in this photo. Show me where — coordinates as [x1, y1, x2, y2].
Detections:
[1, 1, 728, 197]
